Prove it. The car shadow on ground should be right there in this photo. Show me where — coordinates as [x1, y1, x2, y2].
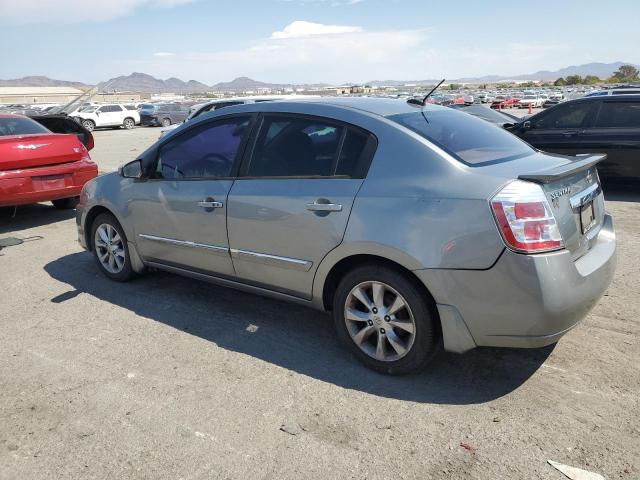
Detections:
[603, 184, 640, 203]
[0, 204, 75, 234]
[45, 251, 554, 405]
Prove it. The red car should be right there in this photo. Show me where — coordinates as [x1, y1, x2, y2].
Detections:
[490, 96, 520, 109]
[0, 114, 97, 209]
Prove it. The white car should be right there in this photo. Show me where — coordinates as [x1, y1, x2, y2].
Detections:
[73, 104, 140, 132]
[518, 95, 544, 108]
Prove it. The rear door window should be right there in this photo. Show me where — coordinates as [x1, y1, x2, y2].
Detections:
[389, 109, 533, 165]
[245, 115, 376, 178]
[595, 102, 640, 128]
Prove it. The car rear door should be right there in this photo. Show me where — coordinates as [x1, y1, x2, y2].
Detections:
[578, 99, 640, 182]
[519, 100, 599, 155]
[130, 115, 254, 276]
[226, 113, 377, 298]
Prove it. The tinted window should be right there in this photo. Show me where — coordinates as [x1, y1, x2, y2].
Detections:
[0, 116, 50, 136]
[155, 116, 251, 179]
[124, 105, 137, 110]
[533, 102, 595, 129]
[336, 129, 373, 176]
[595, 102, 640, 128]
[247, 116, 344, 177]
[389, 109, 533, 165]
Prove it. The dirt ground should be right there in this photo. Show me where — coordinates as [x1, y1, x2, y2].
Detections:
[0, 126, 638, 480]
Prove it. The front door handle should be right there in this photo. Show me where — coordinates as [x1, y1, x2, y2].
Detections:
[197, 197, 223, 211]
[562, 130, 579, 137]
[306, 201, 343, 212]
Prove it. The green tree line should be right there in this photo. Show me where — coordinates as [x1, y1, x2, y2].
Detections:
[553, 65, 639, 86]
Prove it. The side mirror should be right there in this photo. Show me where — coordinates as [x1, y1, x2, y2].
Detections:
[522, 120, 531, 130]
[120, 159, 143, 179]
[95, 111, 101, 116]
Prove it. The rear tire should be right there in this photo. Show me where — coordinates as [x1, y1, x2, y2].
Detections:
[81, 119, 95, 132]
[90, 213, 134, 282]
[161, 118, 171, 127]
[332, 265, 439, 375]
[52, 197, 79, 209]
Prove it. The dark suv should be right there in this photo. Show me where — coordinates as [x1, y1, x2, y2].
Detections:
[508, 95, 640, 184]
[140, 103, 190, 127]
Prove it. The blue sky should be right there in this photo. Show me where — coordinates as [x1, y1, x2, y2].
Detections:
[0, 0, 638, 84]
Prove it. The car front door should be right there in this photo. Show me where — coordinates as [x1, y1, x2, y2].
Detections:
[226, 114, 377, 298]
[518, 100, 599, 155]
[579, 99, 640, 182]
[130, 115, 254, 276]
[97, 105, 119, 126]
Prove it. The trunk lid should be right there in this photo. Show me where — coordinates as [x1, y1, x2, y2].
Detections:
[519, 154, 606, 259]
[0, 133, 85, 171]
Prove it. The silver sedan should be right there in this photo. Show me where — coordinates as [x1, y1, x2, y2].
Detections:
[76, 98, 616, 374]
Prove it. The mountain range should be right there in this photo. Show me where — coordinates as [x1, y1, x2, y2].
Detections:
[1, 62, 637, 93]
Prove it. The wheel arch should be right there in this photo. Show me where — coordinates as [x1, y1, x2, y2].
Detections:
[84, 205, 116, 251]
[317, 252, 436, 312]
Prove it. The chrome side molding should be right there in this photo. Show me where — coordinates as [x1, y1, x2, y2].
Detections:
[230, 248, 313, 272]
[138, 234, 229, 256]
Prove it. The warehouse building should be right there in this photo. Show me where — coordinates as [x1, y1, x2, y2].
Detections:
[0, 87, 142, 105]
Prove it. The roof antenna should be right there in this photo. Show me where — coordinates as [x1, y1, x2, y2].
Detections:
[422, 79, 445, 105]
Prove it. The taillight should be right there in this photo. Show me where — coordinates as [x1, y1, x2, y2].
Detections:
[490, 180, 563, 253]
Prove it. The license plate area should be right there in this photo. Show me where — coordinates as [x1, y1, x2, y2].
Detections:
[580, 201, 596, 235]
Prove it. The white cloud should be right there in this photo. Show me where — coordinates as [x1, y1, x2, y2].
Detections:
[270, 20, 362, 39]
[117, 21, 567, 85]
[0, 0, 196, 24]
[279, 0, 365, 5]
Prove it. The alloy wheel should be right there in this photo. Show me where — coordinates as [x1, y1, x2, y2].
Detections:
[94, 223, 126, 274]
[344, 281, 416, 362]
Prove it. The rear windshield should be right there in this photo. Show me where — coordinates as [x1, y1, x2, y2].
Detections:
[388, 109, 533, 165]
[0, 117, 50, 136]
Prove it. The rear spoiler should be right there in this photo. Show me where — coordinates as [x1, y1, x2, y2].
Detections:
[518, 154, 606, 184]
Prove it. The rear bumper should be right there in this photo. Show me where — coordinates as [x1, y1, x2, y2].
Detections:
[0, 160, 98, 207]
[415, 214, 616, 352]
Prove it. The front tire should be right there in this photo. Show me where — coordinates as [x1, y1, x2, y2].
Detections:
[123, 117, 135, 129]
[161, 118, 171, 127]
[91, 213, 134, 282]
[52, 197, 79, 209]
[333, 265, 439, 375]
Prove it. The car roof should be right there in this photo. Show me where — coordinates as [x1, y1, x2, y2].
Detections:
[247, 96, 433, 117]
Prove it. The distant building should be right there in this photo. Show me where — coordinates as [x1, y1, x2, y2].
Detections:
[0, 86, 85, 104]
[0, 86, 143, 105]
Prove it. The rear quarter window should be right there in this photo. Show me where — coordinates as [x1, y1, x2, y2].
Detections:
[389, 109, 533, 165]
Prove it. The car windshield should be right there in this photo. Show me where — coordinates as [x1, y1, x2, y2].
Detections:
[388, 109, 533, 165]
[0, 116, 50, 136]
[80, 106, 96, 112]
[523, 95, 536, 99]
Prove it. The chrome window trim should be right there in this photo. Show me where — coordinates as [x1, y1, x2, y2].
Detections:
[230, 248, 313, 272]
[138, 234, 228, 256]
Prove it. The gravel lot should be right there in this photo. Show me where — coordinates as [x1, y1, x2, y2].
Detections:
[1, 117, 638, 480]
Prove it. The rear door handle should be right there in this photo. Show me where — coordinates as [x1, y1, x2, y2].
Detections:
[197, 197, 223, 210]
[306, 201, 343, 212]
[562, 130, 580, 137]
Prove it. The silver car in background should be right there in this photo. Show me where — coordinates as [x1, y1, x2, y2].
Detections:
[76, 98, 616, 374]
